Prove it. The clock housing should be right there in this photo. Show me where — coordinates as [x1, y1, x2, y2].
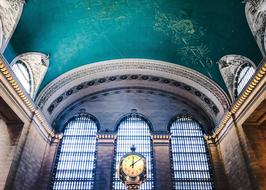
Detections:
[118, 151, 148, 189]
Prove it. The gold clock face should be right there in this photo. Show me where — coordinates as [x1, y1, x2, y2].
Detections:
[121, 154, 145, 177]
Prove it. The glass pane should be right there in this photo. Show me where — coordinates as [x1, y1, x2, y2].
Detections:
[51, 115, 97, 190]
[112, 116, 154, 190]
[12, 61, 31, 95]
[237, 65, 255, 95]
[170, 117, 214, 190]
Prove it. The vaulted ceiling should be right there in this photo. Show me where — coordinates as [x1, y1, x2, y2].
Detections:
[4, 0, 262, 92]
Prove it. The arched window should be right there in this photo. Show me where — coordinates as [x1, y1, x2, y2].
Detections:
[112, 114, 154, 190]
[11, 60, 32, 96]
[50, 114, 98, 190]
[235, 64, 255, 97]
[170, 116, 214, 190]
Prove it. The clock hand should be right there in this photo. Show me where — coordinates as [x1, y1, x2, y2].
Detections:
[131, 156, 134, 168]
[130, 158, 142, 167]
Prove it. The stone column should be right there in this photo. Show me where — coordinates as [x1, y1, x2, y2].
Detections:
[152, 134, 172, 190]
[36, 138, 60, 190]
[94, 134, 116, 190]
[206, 137, 229, 190]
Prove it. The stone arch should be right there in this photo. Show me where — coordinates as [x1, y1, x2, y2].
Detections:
[10, 52, 49, 99]
[114, 111, 154, 132]
[36, 59, 230, 128]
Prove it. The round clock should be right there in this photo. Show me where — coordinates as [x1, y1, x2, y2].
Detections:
[118, 146, 148, 190]
[121, 154, 145, 177]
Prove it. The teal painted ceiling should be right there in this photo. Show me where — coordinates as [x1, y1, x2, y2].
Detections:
[5, 0, 262, 92]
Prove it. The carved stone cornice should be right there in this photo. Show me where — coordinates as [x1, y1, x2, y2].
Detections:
[152, 133, 171, 144]
[97, 133, 116, 144]
[36, 59, 230, 126]
[213, 60, 266, 141]
[0, 55, 56, 139]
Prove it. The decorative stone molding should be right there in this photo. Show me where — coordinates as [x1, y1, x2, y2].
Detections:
[46, 75, 220, 117]
[214, 60, 266, 141]
[96, 133, 116, 144]
[97, 134, 116, 140]
[245, 0, 266, 56]
[0, 54, 56, 138]
[10, 52, 49, 99]
[0, 0, 24, 52]
[36, 59, 230, 126]
[218, 55, 256, 100]
[152, 133, 171, 145]
[152, 134, 171, 140]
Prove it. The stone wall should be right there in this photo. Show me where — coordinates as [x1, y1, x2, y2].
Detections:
[0, 101, 56, 190]
[94, 137, 116, 190]
[0, 119, 21, 188]
[7, 121, 51, 190]
[242, 124, 266, 189]
[55, 88, 212, 133]
[36, 139, 59, 190]
[0, 55, 56, 190]
[153, 138, 172, 190]
[50, 89, 226, 190]
[207, 143, 229, 190]
[218, 125, 253, 190]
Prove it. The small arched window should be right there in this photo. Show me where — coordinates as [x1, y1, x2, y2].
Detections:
[170, 116, 214, 190]
[235, 64, 255, 97]
[112, 114, 154, 190]
[50, 114, 98, 190]
[11, 60, 32, 96]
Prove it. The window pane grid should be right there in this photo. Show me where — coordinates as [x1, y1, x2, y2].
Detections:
[50, 115, 97, 190]
[170, 117, 214, 190]
[112, 116, 154, 190]
[237, 65, 255, 95]
[12, 61, 31, 95]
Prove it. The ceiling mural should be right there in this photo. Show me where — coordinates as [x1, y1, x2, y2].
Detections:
[4, 0, 262, 92]
[153, 10, 213, 76]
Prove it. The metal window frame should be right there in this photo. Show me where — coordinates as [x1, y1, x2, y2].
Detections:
[49, 113, 99, 190]
[169, 116, 215, 190]
[112, 113, 155, 190]
[11, 60, 33, 96]
[234, 63, 256, 98]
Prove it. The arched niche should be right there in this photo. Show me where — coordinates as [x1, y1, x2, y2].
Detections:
[218, 55, 256, 100]
[10, 52, 49, 99]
